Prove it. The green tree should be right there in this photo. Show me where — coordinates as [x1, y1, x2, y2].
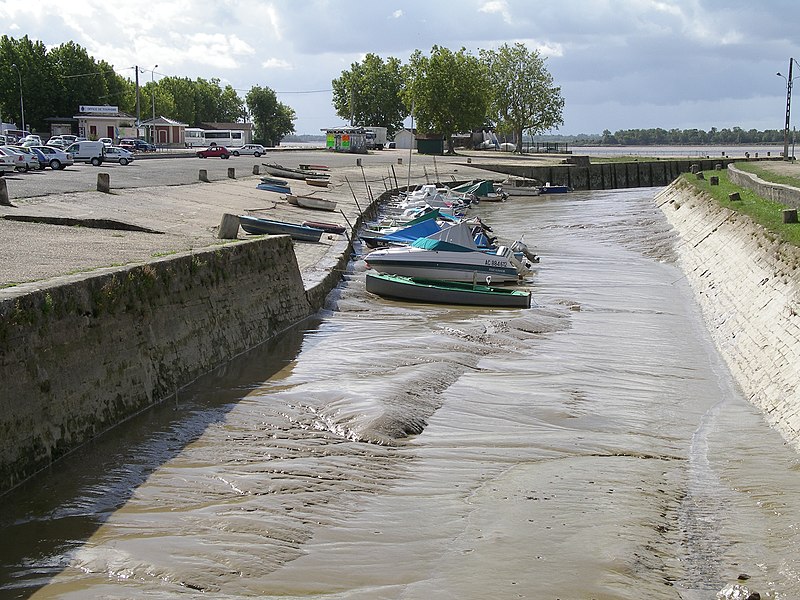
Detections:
[0, 35, 56, 132]
[193, 78, 245, 124]
[403, 46, 489, 154]
[245, 85, 295, 146]
[480, 42, 564, 153]
[331, 53, 406, 136]
[157, 76, 198, 125]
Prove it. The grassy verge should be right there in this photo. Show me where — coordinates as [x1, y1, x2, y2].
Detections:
[681, 170, 800, 246]
[732, 161, 800, 188]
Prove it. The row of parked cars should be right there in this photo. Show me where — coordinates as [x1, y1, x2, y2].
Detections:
[0, 134, 148, 175]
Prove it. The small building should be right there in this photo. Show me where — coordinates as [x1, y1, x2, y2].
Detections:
[321, 126, 368, 153]
[393, 128, 417, 150]
[140, 116, 188, 147]
[416, 133, 445, 155]
[74, 105, 137, 142]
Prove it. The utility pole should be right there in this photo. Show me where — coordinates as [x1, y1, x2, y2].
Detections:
[784, 58, 793, 161]
[135, 65, 141, 138]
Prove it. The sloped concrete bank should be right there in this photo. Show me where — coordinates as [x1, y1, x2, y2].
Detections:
[0, 229, 353, 495]
[655, 179, 800, 448]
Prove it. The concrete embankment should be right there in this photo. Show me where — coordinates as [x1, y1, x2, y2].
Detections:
[655, 179, 800, 448]
[0, 237, 324, 493]
[480, 157, 779, 190]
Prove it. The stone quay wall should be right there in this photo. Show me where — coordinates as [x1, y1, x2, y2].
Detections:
[655, 179, 800, 449]
[0, 237, 317, 494]
[480, 157, 779, 190]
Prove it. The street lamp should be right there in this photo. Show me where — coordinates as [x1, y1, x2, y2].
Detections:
[777, 57, 800, 161]
[11, 63, 25, 134]
[151, 64, 158, 143]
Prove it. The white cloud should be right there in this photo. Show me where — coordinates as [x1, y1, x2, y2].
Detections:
[262, 58, 293, 70]
[391, 9, 403, 19]
[479, 0, 512, 24]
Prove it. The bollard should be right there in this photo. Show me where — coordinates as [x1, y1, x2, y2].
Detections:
[728, 192, 741, 202]
[783, 209, 798, 224]
[715, 163, 723, 170]
[252, 165, 260, 175]
[397, 157, 403, 165]
[690, 163, 700, 173]
[356, 158, 362, 166]
[97, 172, 110, 193]
[696, 172, 705, 180]
[218, 213, 240, 239]
[710, 176, 719, 186]
[467, 158, 472, 163]
[0, 179, 10, 206]
[227, 167, 235, 179]
[199, 169, 209, 182]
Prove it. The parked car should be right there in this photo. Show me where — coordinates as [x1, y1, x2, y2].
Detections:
[29, 145, 74, 169]
[23, 134, 42, 145]
[64, 140, 105, 166]
[103, 146, 135, 165]
[119, 139, 156, 152]
[197, 145, 231, 159]
[12, 146, 43, 171]
[0, 146, 38, 171]
[231, 144, 266, 157]
[60, 135, 77, 144]
[46, 137, 66, 149]
[28, 146, 50, 170]
[98, 137, 113, 147]
[0, 151, 14, 176]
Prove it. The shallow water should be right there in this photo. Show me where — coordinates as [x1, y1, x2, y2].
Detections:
[2, 188, 800, 599]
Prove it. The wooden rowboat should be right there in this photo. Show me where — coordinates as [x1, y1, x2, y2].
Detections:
[365, 272, 531, 308]
[305, 178, 330, 188]
[302, 221, 346, 235]
[238, 215, 324, 242]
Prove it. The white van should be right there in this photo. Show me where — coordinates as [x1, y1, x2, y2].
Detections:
[65, 140, 105, 166]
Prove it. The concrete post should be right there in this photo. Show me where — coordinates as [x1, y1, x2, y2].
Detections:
[710, 176, 719, 186]
[783, 209, 798, 223]
[356, 158, 362, 166]
[690, 164, 700, 173]
[252, 165, 260, 175]
[696, 172, 705, 180]
[199, 169, 209, 182]
[728, 192, 741, 202]
[227, 167, 235, 179]
[97, 173, 110, 193]
[0, 179, 10, 206]
[218, 213, 240, 239]
[397, 158, 403, 165]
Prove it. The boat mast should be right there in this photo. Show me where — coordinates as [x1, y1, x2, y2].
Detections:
[406, 101, 414, 193]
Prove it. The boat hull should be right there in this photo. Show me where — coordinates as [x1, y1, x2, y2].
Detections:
[364, 246, 521, 284]
[239, 215, 324, 242]
[263, 163, 330, 180]
[366, 273, 530, 308]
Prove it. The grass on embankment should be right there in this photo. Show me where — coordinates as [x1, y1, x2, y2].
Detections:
[733, 161, 800, 189]
[681, 169, 800, 247]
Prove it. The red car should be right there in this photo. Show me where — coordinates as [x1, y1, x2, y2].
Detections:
[196, 145, 231, 159]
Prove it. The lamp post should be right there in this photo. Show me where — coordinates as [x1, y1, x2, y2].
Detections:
[151, 64, 158, 143]
[777, 57, 800, 161]
[11, 63, 25, 134]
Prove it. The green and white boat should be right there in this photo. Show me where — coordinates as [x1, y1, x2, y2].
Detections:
[365, 272, 531, 308]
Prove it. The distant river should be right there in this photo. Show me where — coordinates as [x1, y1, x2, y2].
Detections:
[2, 188, 800, 599]
[562, 144, 787, 158]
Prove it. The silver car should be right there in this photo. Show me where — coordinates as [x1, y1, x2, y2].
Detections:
[29, 145, 74, 170]
[103, 146, 135, 165]
[0, 146, 40, 171]
[231, 144, 267, 157]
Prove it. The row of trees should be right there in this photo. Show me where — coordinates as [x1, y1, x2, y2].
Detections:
[598, 127, 789, 146]
[331, 43, 565, 154]
[0, 36, 296, 145]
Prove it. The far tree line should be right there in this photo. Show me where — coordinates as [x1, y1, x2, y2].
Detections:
[535, 128, 790, 146]
[0, 36, 295, 146]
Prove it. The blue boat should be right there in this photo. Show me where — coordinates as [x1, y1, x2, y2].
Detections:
[256, 182, 291, 194]
[238, 215, 324, 242]
[538, 183, 572, 194]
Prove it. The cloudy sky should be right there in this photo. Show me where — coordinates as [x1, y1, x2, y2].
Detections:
[2, 0, 798, 135]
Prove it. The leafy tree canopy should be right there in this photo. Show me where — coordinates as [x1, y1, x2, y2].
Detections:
[332, 53, 406, 136]
[245, 85, 296, 146]
[402, 46, 489, 154]
[480, 42, 564, 153]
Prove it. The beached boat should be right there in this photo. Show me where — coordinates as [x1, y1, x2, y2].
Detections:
[305, 178, 330, 188]
[263, 163, 330, 180]
[260, 176, 289, 186]
[363, 222, 524, 283]
[256, 182, 291, 194]
[286, 194, 337, 212]
[299, 164, 330, 171]
[302, 221, 346, 234]
[503, 176, 542, 197]
[365, 272, 531, 308]
[539, 183, 572, 194]
[238, 215, 324, 242]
